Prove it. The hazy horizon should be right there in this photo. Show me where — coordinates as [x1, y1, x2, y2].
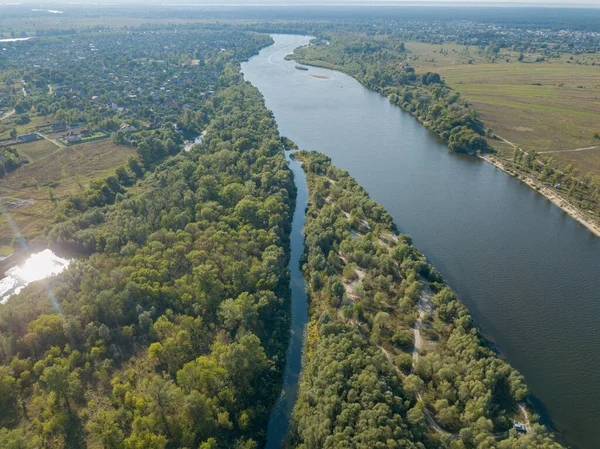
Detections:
[3, 0, 600, 7]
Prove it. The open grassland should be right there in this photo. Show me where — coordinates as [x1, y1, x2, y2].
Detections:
[406, 42, 600, 177]
[13, 138, 59, 162]
[0, 139, 135, 246]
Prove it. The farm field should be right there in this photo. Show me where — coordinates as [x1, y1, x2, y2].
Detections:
[406, 41, 600, 177]
[0, 139, 136, 250]
[12, 138, 59, 162]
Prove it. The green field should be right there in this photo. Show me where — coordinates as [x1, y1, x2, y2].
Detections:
[406, 42, 600, 178]
[13, 138, 59, 162]
[0, 139, 136, 246]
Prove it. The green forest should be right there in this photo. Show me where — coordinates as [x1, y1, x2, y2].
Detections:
[0, 43, 296, 448]
[286, 151, 563, 449]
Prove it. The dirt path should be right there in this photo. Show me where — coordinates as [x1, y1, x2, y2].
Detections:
[480, 154, 600, 238]
[496, 134, 518, 149]
[539, 145, 599, 154]
[419, 400, 452, 436]
[411, 284, 434, 373]
[517, 403, 532, 432]
[36, 132, 65, 149]
[0, 109, 15, 122]
[407, 283, 454, 437]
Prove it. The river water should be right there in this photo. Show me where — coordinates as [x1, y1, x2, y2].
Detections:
[263, 153, 309, 449]
[242, 34, 600, 449]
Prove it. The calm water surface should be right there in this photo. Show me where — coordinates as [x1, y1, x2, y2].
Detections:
[263, 154, 309, 449]
[242, 34, 600, 449]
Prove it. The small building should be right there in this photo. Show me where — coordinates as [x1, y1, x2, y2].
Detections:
[119, 123, 136, 133]
[62, 132, 81, 143]
[80, 130, 91, 138]
[17, 133, 38, 143]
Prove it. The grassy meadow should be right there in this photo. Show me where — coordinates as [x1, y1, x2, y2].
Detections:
[0, 138, 136, 250]
[406, 42, 600, 177]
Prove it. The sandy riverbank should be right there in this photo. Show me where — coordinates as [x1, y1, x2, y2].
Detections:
[480, 154, 600, 238]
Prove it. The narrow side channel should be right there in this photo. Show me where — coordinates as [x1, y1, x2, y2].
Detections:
[264, 153, 309, 449]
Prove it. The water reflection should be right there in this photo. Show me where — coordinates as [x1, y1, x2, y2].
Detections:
[0, 249, 70, 303]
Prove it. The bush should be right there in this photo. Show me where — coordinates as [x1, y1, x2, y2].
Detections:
[391, 330, 414, 351]
[395, 352, 413, 374]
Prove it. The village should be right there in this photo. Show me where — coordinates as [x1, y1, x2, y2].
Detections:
[0, 28, 259, 181]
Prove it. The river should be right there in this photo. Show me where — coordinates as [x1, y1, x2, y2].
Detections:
[242, 34, 600, 449]
[263, 153, 309, 449]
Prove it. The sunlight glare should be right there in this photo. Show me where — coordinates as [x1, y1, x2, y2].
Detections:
[13, 249, 70, 284]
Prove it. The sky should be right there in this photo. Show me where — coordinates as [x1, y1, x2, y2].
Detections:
[139, 0, 600, 6]
[151, 0, 600, 4]
[268, 0, 600, 4]
[5, 0, 600, 7]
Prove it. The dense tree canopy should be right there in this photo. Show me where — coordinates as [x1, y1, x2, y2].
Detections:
[0, 46, 295, 448]
[287, 151, 563, 449]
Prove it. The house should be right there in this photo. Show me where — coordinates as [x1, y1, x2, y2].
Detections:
[119, 123, 136, 133]
[61, 132, 81, 143]
[17, 133, 38, 143]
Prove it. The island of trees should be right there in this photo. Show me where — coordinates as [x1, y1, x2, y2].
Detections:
[286, 151, 563, 449]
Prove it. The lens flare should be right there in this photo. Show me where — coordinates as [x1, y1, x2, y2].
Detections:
[13, 249, 70, 283]
[0, 250, 70, 303]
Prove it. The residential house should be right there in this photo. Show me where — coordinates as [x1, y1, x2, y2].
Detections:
[119, 123, 136, 133]
[62, 132, 81, 143]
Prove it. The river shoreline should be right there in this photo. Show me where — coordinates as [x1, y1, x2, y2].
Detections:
[481, 154, 600, 238]
[288, 54, 600, 239]
[262, 151, 310, 449]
